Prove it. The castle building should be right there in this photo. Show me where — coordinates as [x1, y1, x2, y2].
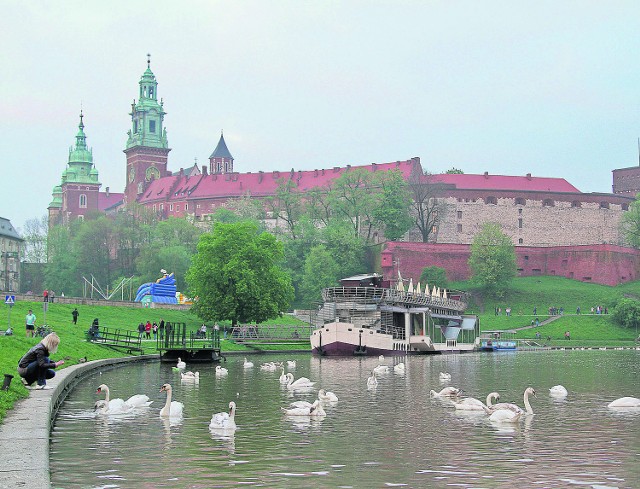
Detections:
[47, 58, 639, 284]
[0, 217, 23, 292]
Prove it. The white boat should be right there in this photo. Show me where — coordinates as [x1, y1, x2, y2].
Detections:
[310, 274, 478, 356]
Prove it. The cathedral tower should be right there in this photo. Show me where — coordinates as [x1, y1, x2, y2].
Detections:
[48, 111, 101, 225]
[124, 55, 170, 205]
[209, 131, 234, 174]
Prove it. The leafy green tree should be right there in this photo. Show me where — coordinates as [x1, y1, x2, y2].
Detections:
[298, 245, 341, 307]
[446, 167, 464, 174]
[371, 170, 413, 241]
[186, 221, 294, 325]
[267, 179, 303, 238]
[468, 222, 517, 298]
[620, 195, 640, 248]
[419, 266, 449, 290]
[45, 225, 80, 296]
[328, 168, 377, 241]
[612, 298, 640, 332]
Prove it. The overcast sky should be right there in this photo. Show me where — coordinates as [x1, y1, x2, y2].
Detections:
[2, 1, 640, 232]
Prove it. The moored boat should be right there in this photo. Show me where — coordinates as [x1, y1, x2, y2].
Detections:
[479, 330, 518, 352]
[310, 273, 479, 356]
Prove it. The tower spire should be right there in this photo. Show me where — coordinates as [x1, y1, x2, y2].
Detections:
[147, 53, 151, 68]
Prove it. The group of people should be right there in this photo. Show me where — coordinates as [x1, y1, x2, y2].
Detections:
[42, 289, 62, 302]
[493, 307, 513, 316]
[137, 320, 161, 340]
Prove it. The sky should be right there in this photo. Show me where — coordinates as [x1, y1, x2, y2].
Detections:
[2, 1, 640, 233]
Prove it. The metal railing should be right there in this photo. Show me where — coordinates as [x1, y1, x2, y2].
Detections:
[322, 286, 467, 311]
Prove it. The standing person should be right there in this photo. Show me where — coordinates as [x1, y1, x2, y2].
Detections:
[71, 308, 79, 325]
[138, 322, 145, 338]
[165, 322, 172, 347]
[152, 322, 158, 340]
[50, 290, 55, 303]
[17, 332, 64, 389]
[159, 318, 165, 340]
[25, 309, 36, 338]
[43, 290, 48, 302]
[145, 320, 152, 339]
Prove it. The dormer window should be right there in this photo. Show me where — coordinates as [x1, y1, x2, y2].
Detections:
[79, 194, 87, 208]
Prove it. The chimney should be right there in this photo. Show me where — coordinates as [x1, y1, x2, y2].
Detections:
[333, 167, 340, 173]
[484, 171, 489, 179]
[526, 173, 532, 180]
[314, 169, 318, 177]
[258, 171, 263, 183]
[371, 163, 377, 172]
[105, 187, 110, 197]
[346, 164, 351, 170]
[202, 165, 208, 175]
[179, 168, 184, 177]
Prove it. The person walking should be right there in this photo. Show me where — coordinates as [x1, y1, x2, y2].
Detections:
[71, 308, 79, 325]
[17, 332, 64, 389]
[43, 290, 48, 302]
[145, 320, 152, 339]
[25, 309, 36, 338]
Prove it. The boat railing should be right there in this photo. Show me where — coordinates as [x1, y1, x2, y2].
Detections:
[322, 286, 467, 311]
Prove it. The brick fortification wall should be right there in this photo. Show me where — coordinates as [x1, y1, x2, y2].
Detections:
[381, 242, 640, 287]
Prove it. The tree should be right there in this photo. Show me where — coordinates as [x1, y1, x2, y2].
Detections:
[620, 195, 640, 248]
[446, 167, 464, 174]
[419, 266, 449, 290]
[21, 215, 48, 263]
[409, 171, 449, 243]
[612, 298, 640, 332]
[266, 179, 303, 238]
[298, 245, 341, 307]
[186, 221, 294, 326]
[371, 170, 413, 241]
[468, 222, 517, 298]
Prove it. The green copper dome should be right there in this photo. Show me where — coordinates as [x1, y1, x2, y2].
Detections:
[63, 112, 100, 184]
[48, 185, 62, 208]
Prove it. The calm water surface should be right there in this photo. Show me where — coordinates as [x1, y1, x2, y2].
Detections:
[50, 350, 640, 488]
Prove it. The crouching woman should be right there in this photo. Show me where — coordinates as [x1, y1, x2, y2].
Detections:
[17, 332, 64, 389]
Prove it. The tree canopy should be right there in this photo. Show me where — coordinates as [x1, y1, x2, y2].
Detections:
[612, 298, 640, 332]
[186, 221, 294, 325]
[620, 195, 640, 248]
[419, 266, 449, 290]
[468, 222, 517, 298]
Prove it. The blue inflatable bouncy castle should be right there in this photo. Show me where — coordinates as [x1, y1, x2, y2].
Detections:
[135, 271, 178, 304]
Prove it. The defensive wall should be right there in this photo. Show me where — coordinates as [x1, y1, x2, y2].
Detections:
[381, 242, 640, 286]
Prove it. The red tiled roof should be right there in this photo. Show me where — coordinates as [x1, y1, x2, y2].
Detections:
[98, 191, 124, 211]
[138, 160, 419, 203]
[428, 173, 581, 193]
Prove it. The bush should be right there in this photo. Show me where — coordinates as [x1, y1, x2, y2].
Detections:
[419, 266, 448, 290]
[612, 298, 640, 329]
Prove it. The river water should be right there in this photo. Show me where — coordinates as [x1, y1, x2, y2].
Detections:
[50, 350, 640, 488]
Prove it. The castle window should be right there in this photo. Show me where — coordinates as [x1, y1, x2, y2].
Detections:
[176, 205, 180, 212]
[515, 197, 526, 206]
[543, 199, 555, 207]
[457, 224, 462, 233]
[79, 194, 87, 208]
[160, 203, 164, 210]
[169, 204, 174, 211]
[599, 202, 609, 209]
[134, 121, 138, 133]
[518, 218, 523, 229]
[518, 238, 523, 244]
[571, 201, 581, 208]
[457, 211, 462, 219]
[518, 208, 523, 215]
[485, 196, 497, 205]
[77, 215, 84, 221]
[149, 120, 156, 133]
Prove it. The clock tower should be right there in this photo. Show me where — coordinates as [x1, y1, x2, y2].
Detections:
[123, 55, 170, 205]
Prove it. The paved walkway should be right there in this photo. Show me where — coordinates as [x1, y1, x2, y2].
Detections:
[0, 355, 157, 489]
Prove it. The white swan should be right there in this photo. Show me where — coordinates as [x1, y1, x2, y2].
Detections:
[378, 354, 385, 361]
[489, 408, 522, 423]
[453, 392, 500, 411]
[215, 365, 228, 376]
[282, 399, 325, 416]
[285, 372, 314, 390]
[209, 401, 237, 431]
[287, 360, 296, 368]
[393, 363, 405, 373]
[608, 396, 640, 408]
[318, 388, 339, 402]
[488, 387, 536, 416]
[176, 358, 186, 369]
[549, 385, 568, 397]
[373, 364, 390, 374]
[159, 383, 184, 418]
[243, 357, 254, 368]
[260, 362, 278, 371]
[96, 384, 152, 409]
[439, 372, 452, 381]
[279, 368, 288, 384]
[367, 370, 378, 387]
[430, 386, 461, 397]
[94, 399, 133, 415]
[180, 371, 200, 383]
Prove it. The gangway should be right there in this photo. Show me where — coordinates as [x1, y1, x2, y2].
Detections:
[87, 327, 144, 354]
[156, 322, 223, 363]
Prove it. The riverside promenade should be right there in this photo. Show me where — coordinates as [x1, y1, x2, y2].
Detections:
[0, 355, 157, 489]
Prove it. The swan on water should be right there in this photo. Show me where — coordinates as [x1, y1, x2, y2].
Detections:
[373, 365, 390, 375]
[430, 386, 461, 398]
[453, 392, 500, 411]
[96, 384, 152, 409]
[215, 365, 229, 376]
[209, 401, 237, 431]
[282, 399, 326, 417]
[549, 385, 568, 397]
[287, 360, 296, 368]
[260, 362, 278, 371]
[279, 368, 288, 384]
[285, 372, 314, 390]
[243, 358, 254, 368]
[608, 397, 640, 408]
[487, 387, 536, 418]
[318, 388, 339, 402]
[180, 371, 200, 383]
[378, 355, 385, 361]
[488, 407, 522, 423]
[439, 372, 452, 381]
[176, 358, 186, 369]
[367, 371, 378, 387]
[393, 363, 405, 373]
[159, 383, 184, 418]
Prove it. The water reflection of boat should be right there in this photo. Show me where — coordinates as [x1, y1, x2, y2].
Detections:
[480, 330, 517, 352]
[310, 273, 479, 356]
